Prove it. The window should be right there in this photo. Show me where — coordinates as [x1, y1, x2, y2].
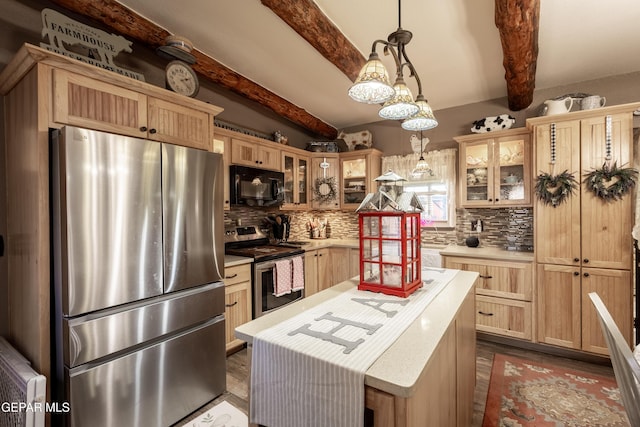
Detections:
[403, 179, 455, 228]
[382, 148, 457, 229]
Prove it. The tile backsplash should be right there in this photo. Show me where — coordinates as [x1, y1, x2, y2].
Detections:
[225, 206, 533, 250]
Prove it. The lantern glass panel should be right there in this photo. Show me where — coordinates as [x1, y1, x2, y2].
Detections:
[363, 262, 380, 284]
[362, 239, 380, 261]
[406, 239, 418, 262]
[363, 216, 380, 237]
[405, 216, 414, 237]
[381, 216, 401, 238]
[405, 262, 415, 283]
[383, 265, 402, 287]
[382, 240, 402, 263]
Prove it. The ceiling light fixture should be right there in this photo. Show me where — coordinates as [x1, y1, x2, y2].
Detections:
[348, 0, 438, 130]
[412, 131, 433, 177]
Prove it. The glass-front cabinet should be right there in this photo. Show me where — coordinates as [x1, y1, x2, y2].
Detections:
[340, 149, 382, 209]
[281, 149, 309, 210]
[455, 128, 531, 207]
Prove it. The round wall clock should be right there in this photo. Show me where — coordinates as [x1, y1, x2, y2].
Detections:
[165, 60, 199, 97]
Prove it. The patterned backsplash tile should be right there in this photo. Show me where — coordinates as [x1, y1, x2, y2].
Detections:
[225, 205, 533, 250]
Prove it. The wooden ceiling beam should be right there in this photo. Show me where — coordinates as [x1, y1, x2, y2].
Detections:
[495, 0, 540, 111]
[260, 0, 366, 82]
[49, 0, 338, 138]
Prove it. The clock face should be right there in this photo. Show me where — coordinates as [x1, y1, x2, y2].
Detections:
[165, 60, 199, 97]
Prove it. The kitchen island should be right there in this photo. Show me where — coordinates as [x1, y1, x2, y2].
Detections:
[235, 269, 478, 427]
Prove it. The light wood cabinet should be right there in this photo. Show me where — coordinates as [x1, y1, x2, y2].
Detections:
[281, 149, 310, 210]
[339, 149, 382, 209]
[304, 248, 331, 296]
[330, 247, 355, 284]
[349, 248, 360, 279]
[231, 136, 281, 171]
[310, 154, 341, 210]
[455, 128, 531, 207]
[224, 264, 252, 353]
[53, 68, 216, 151]
[528, 107, 637, 355]
[213, 132, 231, 210]
[443, 256, 533, 340]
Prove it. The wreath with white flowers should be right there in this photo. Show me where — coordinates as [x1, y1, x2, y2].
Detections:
[312, 176, 338, 204]
[583, 161, 637, 202]
[534, 170, 579, 207]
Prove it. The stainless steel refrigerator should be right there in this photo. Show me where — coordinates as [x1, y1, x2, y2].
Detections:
[50, 126, 226, 426]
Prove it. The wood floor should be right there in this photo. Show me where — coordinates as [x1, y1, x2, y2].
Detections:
[174, 338, 616, 427]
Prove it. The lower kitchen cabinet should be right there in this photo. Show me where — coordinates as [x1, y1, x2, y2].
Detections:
[537, 263, 632, 355]
[443, 255, 533, 341]
[304, 248, 330, 296]
[224, 264, 252, 353]
[330, 247, 354, 284]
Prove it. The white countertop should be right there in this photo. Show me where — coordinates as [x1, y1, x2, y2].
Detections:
[440, 244, 534, 262]
[224, 255, 253, 267]
[235, 269, 478, 397]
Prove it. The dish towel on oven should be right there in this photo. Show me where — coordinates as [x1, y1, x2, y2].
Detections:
[250, 267, 460, 427]
[274, 259, 292, 296]
[291, 256, 304, 291]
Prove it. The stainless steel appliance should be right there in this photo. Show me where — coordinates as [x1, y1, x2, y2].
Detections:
[230, 165, 285, 207]
[224, 225, 305, 317]
[50, 126, 226, 427]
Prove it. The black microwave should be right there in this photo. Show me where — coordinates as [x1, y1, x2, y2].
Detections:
[230, 165, 285, 207]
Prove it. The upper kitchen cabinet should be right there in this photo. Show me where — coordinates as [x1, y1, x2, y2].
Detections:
[212, 129, 232, 211]
[52, 68, 220, 151]
[455, 128, 531, 207]
[340, 149, 382, 209]
[310, 153, 341, 210]
[281, 148, 310, 210]
[230, 136, 281, 171]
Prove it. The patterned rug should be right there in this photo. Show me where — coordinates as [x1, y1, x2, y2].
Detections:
[483, 353, 630, 426]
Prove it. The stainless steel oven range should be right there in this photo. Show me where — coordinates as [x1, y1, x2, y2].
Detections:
[225, 225, 305, 317]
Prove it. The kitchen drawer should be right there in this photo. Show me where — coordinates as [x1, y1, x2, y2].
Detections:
[445, 256, 532, 301]
[475, 295, 532, 340]
[224, 264, 251, 286]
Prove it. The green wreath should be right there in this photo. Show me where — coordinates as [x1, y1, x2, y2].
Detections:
[312, 176, 338, 204]
[583, 162, 637, 202]
[534, 170, 579, 207]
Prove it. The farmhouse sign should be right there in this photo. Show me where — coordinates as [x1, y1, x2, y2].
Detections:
[40, 8, 145, 81]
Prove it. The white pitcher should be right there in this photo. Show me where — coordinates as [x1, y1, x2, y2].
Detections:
[543, 97, 574, 115]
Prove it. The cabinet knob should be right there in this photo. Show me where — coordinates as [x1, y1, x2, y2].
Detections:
[583, 272, 590, 277]
[149, 128, 157, 134]
[573, 271, 580, 276]
[225, 301, 238, 308]
[479, 275, 493, 279]
[478, 311, 494, 316]
[573, 258, 580, 263]
[583, 258, 589, 263]
[139, 126, 147, 132]
[225, 273, 238, 279]
[495, 198, 499, 202]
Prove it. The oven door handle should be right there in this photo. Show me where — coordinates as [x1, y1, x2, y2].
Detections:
[255, 254, 304, 272]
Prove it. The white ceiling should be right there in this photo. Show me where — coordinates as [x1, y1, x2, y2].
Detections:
[115, 0, 640, 130]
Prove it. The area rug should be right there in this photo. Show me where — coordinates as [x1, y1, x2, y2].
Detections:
[483, 353, 629, 426]
[180, 401, 248, 427]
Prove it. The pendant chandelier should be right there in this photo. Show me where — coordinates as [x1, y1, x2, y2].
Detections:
[348, 0, 438, 131]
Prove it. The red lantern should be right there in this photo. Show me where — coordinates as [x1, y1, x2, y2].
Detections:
[358, 211, 422, 297]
